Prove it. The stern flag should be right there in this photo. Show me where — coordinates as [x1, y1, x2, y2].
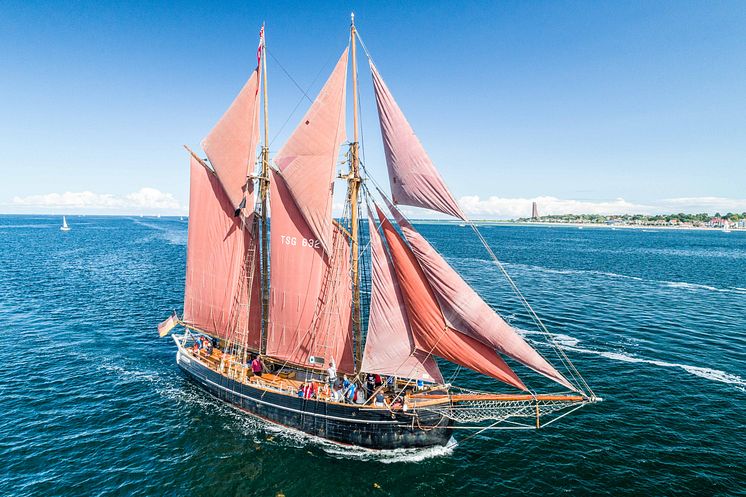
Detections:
[158, 312, 178, 337]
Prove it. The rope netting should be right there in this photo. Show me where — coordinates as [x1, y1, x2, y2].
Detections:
[419, 398, 581, 424]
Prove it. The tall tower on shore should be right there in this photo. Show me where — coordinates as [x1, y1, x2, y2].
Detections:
[531, 201, 539, 220]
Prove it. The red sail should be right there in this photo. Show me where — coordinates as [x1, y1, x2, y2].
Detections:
[201, 64, 261, 213]
[370, 62, 466, 221]
[361, 209, 443, 383]
[376, 206, 526, 390]
[267, 169, 354, 373]
[274, 49, 348, 254]
[383, 197, 576, 391]
[183, 157, 261, 347]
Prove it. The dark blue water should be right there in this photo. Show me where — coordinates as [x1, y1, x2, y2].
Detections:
[1, 216, 744, 496]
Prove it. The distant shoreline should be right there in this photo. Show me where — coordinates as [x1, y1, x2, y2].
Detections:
[478, 221, 742, 231]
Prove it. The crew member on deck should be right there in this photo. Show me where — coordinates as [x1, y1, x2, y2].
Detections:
[327, 359, 337, 385]
[251, 356, 264, 377]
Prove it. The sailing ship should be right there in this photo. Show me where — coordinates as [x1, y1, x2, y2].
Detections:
[60, 216, 71, 231]
[158, 17, 598, 450]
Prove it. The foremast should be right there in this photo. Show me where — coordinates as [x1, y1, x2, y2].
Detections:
[259, 25, 270, 355]
[347, 13, 363, 374]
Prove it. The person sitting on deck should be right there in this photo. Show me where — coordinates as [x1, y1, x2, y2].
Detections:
[354, 387, 366, 405]
[319, 383, 330, 400]
[326, 359, 337, 385]
[297, 384, 305, 398]
[346, 382, 356, 403]
[391, 396, 403, 410]
[251, 356, 263, 377]
[331, 382, 344, 402]
[374, 392, 385, 407]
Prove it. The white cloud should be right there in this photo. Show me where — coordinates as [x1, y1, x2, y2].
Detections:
[459, 195, 654, 218]
[659, 197, 746, 214]
[124, 188, 180, 209]
[11, 187, 182, 213]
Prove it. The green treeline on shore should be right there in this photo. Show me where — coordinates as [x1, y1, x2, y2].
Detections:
[516, 212, 746, 225]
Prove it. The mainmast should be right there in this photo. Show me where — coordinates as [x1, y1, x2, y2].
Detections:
[259, 24, 271, 355]
[348, 13, 363, 373]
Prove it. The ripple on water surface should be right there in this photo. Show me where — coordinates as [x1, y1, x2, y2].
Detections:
[0, 217, 744, 496]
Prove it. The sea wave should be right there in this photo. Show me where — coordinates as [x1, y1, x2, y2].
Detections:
[520, 331, 746, 392]
[131, 219, 187, 246]
[456, 258, 746, 295]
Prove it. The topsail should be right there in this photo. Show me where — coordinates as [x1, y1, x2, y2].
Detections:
[274, 49, 349, 255]
[370, 62, 466, 221]
[201, 63, 262, 215]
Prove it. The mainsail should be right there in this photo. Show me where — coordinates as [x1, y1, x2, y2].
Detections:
[376, 206, 526, 390]
[201, 62, 262, 214]
[381, 196, 576, 392]
[273, 49, 349, 255]
[370, 62, 466, 221]
[183, 157, 261, 348]
[361, 209, 443, 383]
[267, 169, 354, 373]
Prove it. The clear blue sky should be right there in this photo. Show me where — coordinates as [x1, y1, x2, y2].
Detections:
[1, 1, 745, 216]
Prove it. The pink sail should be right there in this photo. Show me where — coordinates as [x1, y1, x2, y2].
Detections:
[201, 65, 261, 213]
[376, 207, 526, 390]
[267, 169, 354, 373]
[361, 209, 443, 383]
[274, 49, 348, 254]
[183, 157, 261, 347]
[383, 198, 576, 391]
[370, 62, 466, 221]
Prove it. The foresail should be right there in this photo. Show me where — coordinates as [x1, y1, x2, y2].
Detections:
[267, 169, 354, 373]
[370, 62, 466, 221]
[376, 206, 526, 390]
[183, 157, 261, 346]
[361, 208, 443, 383]
[273, 49, 348, 255]
[382, 197, 577, 392]
[201, 65, 261, 214]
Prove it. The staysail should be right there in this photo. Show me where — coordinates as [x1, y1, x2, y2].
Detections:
[273, 49, 348, 254]
[267, 169, 354, 373]
[201, 62, 262, 214]
[381, 196, 576, 391]
[376, 206, 526, 390]
[183, 157, 261, 348]
[361, 209, 443, 383]
[370, 62, 466, 221]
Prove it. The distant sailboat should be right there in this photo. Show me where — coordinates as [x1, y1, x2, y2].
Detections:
[60, 216, 71, 232]
[723, 222, 731, 233]
[157, 17, 597, 450]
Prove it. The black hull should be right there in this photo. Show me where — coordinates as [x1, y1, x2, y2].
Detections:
[175, 350, 453, 450]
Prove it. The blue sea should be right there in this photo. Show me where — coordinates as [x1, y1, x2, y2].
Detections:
[0, 216, 744, 496]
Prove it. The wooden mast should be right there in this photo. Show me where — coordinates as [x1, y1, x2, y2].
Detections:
[259, 24, 271, 355]
[349, 13, 363, 373]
